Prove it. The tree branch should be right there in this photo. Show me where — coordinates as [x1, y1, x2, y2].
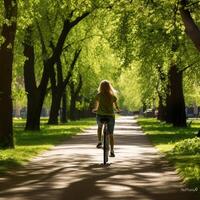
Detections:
[179, 0, 200, 51]
[70, 12, 90, 28]
[186, 1, 200, 8]
[35, 19, 48, 59]
[62, 49, 82, 88]
[180, 59, 200, 72]
[52, 11, 89, 63]
[63, 34, 103, 51]
[49, 65, 57, 90]
[56, 58, 63, 86]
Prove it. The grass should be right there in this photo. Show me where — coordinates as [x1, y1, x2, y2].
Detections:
[137, 117, 200, 188]
[0, 118, 96, 173]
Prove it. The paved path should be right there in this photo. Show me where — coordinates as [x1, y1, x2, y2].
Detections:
[0, 116, 199, 200]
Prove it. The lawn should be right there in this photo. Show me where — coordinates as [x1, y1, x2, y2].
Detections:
[0, 118, 96, 173]
[137, 117, 200, 188]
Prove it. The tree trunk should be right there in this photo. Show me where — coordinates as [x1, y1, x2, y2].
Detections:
[48, 56, 63, 124]
[142, 101, 147, 114]
[165, 90, 173, 124]
[157, 94, 166, 121]
[23, 27, 40, 130]
[69, 82, 76, 120]
[25, 60, 50, 130]
[167, 64, 187, 127]
[69, 75, 83, 120]
[70, 98, 77, 120]
[60, 90, 68, 123]
[25, 93, 40, 130]
[48, 88, 62, 124]
[0, 0, 17, 148]
[23, 26, 50, 130]
[180, 0, 200, 52]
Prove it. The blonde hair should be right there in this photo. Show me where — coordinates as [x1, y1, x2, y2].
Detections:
[98, 80, 116, 96]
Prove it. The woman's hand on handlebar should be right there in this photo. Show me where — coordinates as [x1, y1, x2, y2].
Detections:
[92, 109, 97, 113]
[115, 109, 121, 114]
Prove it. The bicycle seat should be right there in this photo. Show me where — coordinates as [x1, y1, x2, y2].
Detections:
[100, 117, 110, 123]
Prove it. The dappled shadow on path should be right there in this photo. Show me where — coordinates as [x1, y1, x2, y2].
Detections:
[0, 116, 199, 200]
[0, 153, 199, 200]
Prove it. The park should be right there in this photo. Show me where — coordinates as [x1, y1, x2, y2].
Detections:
[0, 0, 200, 199]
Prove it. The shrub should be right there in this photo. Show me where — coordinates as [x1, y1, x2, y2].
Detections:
[172, 137, 200, 155]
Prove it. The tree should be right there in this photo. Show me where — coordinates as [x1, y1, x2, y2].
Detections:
[0, 0, 17, 148]
[24, 7, 90, 130]
[109, 0, 199, 127]
[48, 49, 81, 124]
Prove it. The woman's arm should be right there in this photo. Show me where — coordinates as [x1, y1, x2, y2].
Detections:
[92, 100, 99, 112]
[114, 101, 120, 112]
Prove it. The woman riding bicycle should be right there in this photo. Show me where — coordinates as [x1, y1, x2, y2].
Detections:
[92, 80, 120, 157]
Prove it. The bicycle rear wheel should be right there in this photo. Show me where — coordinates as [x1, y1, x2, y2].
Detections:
[103, 124, 109, 165]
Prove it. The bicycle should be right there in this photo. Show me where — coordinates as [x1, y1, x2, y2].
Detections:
[93, 111, 120, 165]
[100, 116, 110, 165]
